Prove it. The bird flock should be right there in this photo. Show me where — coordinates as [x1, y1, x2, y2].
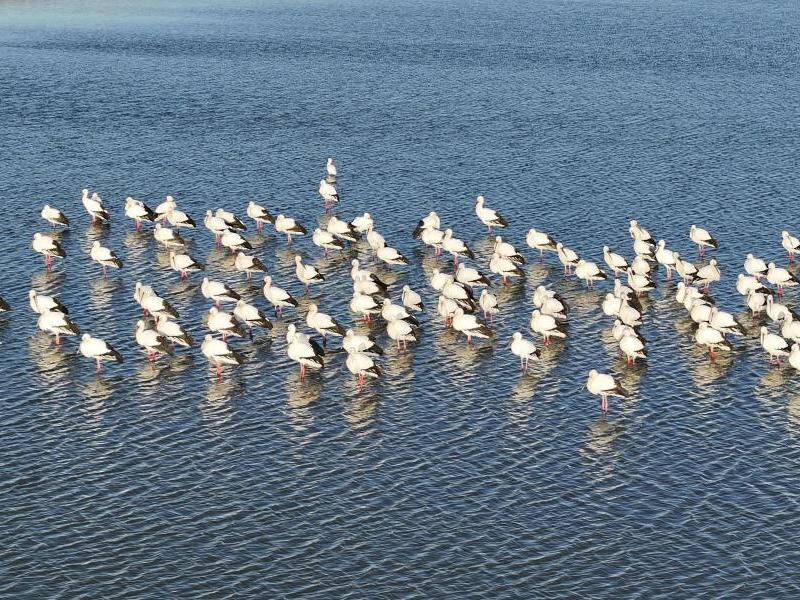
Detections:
[8, 159, 800, 411]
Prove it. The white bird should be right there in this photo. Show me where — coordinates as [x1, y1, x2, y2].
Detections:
[629, 220, 653, 242]
[441, 277, 477, 312]
[37, 309, 80, 345]
[619, 332, 646, 365]
[612, 320, 641, 343]
[765, 295, 795, 323]
[429, 269, 451, 292]
[79, 333, 123, 372]
[313, 228, 345, 255]
[736, 273, 767, 296]
[350, 260, 388, 295]
[294, 255, 325, 291]
[90, 241, 123, 274]
[401, 285, 423, 312]
[286, 324, 325, 380]
[602, 246, 628, 277]
[319, 178, 339, 207]
[124, 197, 157, 230]
[420, 226, 445, 255]
[262, 276, 298, 316]
[135, 319, 173, 361]
[654, 240, 676, 279]
[350, 291, 382, 322]
[155, 318, 194, 348]
[345, 350, 382, 388]
[28, 290, 68, 315]
[376, 245, 410, 266]
[204, 210, 229, 243]
[166, 207, 196, 229]
[306, 303, 346, 345]
[215, 208, 246, 231]
[386, 318, 418, 350]
[494, 236, 525, 264]
[747, 290, 768, 316]
[781, 313, 800, 344]
[790, 344, 800, 372]
[556, 242, 579, 275]
[41, 204, 69, 229]
[367, 228, 386, 251]
[413, 212, 441, 237]
[530, 310, 567, 344]
[326, 216, 359, 243]
[626, 269, 656, 296]
[343, 329, 384, 356]
[274, 214, 307, 245]
[602, 293, 622, 317]
[81, 189, 110, 224]
[630, 254, 653, 277]
[220, 230, 252, 253]
[201, 277, 241, 306]
[618, 300, 643, 328]
[673, 252, 697, 284]
[441, 229, 474, 265]
[586, 370, 628, 412]
[154, 196, 176, 222]
[153, 223, 186, 249]
[474, 196, 508, 232]
[233, 252, 267, 280]
[782, 231, 800, 263]
[575, 259, 607, 289]
[526, 229, 557, 261]
[744, 254, 768, 279]
[326, 157, 337, 178]
[633, 238, 655, 261]
[709, 307, 744, 336]
[351, 213, 373, 234]
[689, 299, 713, 325]
[509, 332, 540, 373]
[690, 224, 718, 256]
[695, 322, 731, 360]
[207, 306, 246, 340]
[246, 201, 274, 231]
[479, 289, 499, 321]
[437, 295, 458, 325]
[135, 283, 179, 321]
[766, 262, 799, 296]
[32, 232, 66, 267]
[381, 298, 419, 327]
[489, 253, 524, 285]
[233, 300, 272, 336]
[695, 259, 720, 292]
[761, 326, 789, 365]
[201, 334, 245, 380]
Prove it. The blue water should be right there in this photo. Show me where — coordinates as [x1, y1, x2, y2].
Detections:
[2, 0, 800, 597]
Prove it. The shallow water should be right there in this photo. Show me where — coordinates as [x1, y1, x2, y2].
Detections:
[2, 0, 800, 597]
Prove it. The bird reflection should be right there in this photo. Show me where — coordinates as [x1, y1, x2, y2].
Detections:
[285, 368, 322, 410]
[691, 348, 735, 387]
[759, 366, 791, 390]
[786, 394, 800, 436]
[79, 375, 116, 422]
[582, 415, 624, 473]
[613, 357, 646, 398]
[89, 276, 122, 310]
[201, 376, 242, 427]
[343, 395, 379, 428]
[30, 269, 65, 293]
[28, 333, 72, 379]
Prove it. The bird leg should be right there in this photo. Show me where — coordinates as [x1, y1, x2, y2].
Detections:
[102, 265, 107, 277]
[96, 358, 102, 373]
[55, 333, 61, 346]
[287, 236, 293, 246]
[135, 219, 141, 232]
[539, 249, 544, 263]
[216, 365, 222, 381]
[300, 364, 306, 381]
